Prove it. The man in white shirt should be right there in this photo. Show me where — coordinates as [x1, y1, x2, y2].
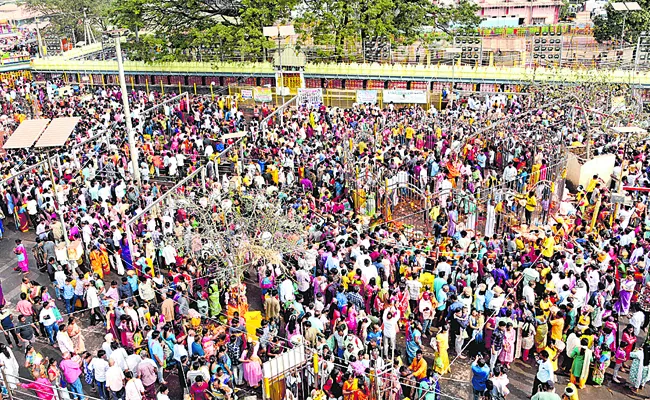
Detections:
[89, 350, 110, 400]
[503, 162, 518, 187]
[405, 274, 423, 313]
[124, 370, 145, 400]
[99, 183, 112, 202]
[435, 257, 451, 278]
[106, 359, 125, 399]
[126, 348, 142, 374]
[523, 280, 536, 307]
[39, 302, 59, 345]
[161, 243, 177, 266]
[279, 276, 295, 303]
[359, 258, 378, 285]
[382, 306, 400, 356]
[295, 267, 312, 302]
[110, 342, 129, 371]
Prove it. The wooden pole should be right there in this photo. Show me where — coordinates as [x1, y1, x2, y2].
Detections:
[130, 76, 134, 91]
[145, 79, 149, 95]
[194, 82, 197, 95]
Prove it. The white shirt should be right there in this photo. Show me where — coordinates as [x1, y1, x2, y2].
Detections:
[54, 270, 67, 288]
[86, 286, 100, 309]
[162, 245, 177, 265]
[126, 354, 141, 374]
[523, 285, 536, 306]
[57, 332, 74, 354]
[503, 166, 518, 181]
[89, 358, 109, 382]
[125, 378, 145, 400]
[405, 279, 423, 300]
[630, 311, 645, 335]
[435, 262, 451, 277]
[360, 264, 378, 285]
[280, 279, 295, 303]
[39, 308, 57, 327]
[110, 347, 129, 371]
[382, 308, 399, 337]
[106, 365, 125, 392]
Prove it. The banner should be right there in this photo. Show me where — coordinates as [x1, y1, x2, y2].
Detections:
[383, 89, 428, 104]
[297, 88, 323, 106]
[241, 89, 253, 100]
[253, 87, 273, 102]
[356, 90, 378, 104]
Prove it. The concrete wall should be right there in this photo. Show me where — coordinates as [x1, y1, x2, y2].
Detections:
[566, 153, 615, 191]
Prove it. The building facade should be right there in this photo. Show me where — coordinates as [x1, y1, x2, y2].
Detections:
[437, 0, 563, 26]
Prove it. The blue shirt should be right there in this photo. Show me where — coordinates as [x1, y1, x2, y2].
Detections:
[150, 340, 164, 366]
[127, 275, 138, 292]
[191, 341, 205, 357]
[63, 284, 75, 300]
[471, 362, 490, 391]
[367, 331, 382, 346]
[436, 291, 447, 311]
[335, 292, 348, 310]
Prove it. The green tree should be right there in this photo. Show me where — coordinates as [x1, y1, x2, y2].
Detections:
[108, 0, 147, 41]
[26, 0, 108, 40]
[110, 0, 298, 61]
[594, 1, 650, 44]
[296, 0, 480, 60]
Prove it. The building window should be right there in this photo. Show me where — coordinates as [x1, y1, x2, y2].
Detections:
[532, 17, 546, 25]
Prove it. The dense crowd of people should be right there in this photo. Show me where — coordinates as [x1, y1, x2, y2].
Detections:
[0, 75, 645, 400]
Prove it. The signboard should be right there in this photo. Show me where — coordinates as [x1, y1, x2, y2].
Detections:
[356, 90, 378, 104]
[253, 87, 273, 103]
[610, 193, 626, 204]
[241, 89, 253, 100]
[297, 88, 323, 106]
[611, 95, 626, 113]
[383, 89, 427, 104]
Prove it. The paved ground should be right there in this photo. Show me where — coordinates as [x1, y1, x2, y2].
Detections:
[0, 221, 648, 400]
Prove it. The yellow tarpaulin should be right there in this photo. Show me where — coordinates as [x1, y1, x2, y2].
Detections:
[245, 310, 262, 341]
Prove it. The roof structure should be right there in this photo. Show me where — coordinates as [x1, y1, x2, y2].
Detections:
[2, 119, 49, 149]
[34, 117, 80, 148]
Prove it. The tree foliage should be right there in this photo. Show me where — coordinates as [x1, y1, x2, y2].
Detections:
[29, 0, 481, 61]
[295, 0, 480, 59]
[26, 0, 109, 40]
[593, 0, 650, 44]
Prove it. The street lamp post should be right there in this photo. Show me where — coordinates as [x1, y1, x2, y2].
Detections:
[612, 2, 642, 50]
[447, 47, 462, 107]
[107, 28, 141, 185]
[263, 25, 295, 125]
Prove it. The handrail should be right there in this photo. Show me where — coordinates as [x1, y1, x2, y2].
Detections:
[260, 95, 297, 132]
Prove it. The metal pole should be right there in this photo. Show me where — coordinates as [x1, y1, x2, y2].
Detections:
[35, 21, 43, 58]
[201, 167, 207, 194]
[56, 155, 62, 177]
[114, 34, 141, 185]
[125, 221, 135, 274]
[278, 33, 284, 125]
[1, 364, 14, 400]
[46, 155, 70, 246]
[621, 13, 627, 50]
